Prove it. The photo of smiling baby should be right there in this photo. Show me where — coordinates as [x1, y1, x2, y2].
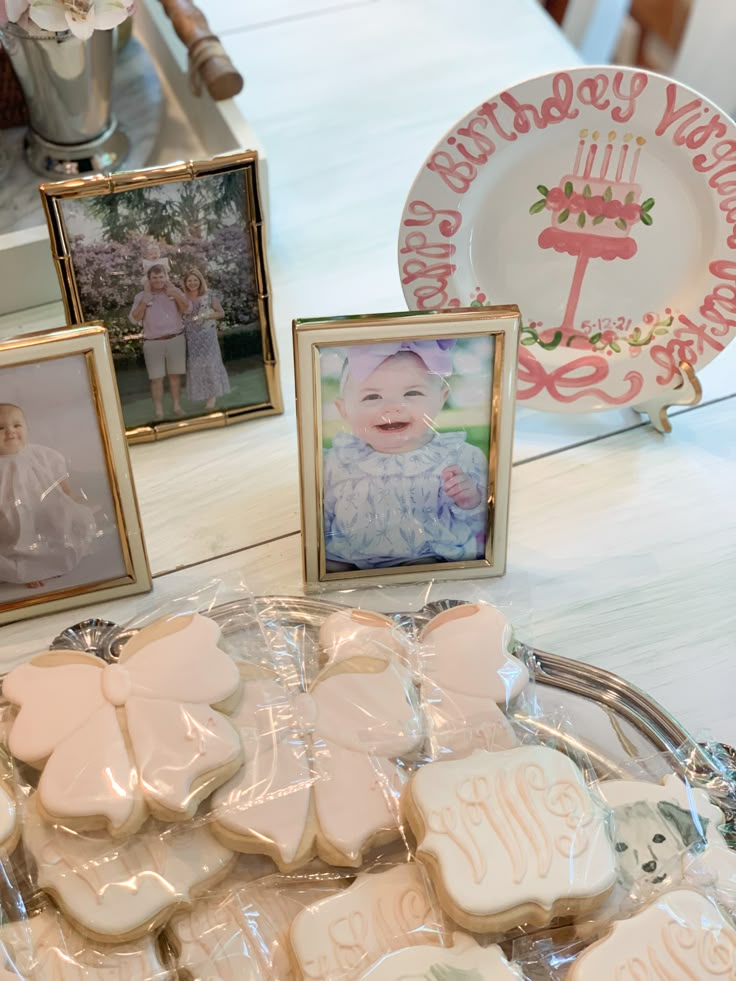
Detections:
[320, 336, 493, 571]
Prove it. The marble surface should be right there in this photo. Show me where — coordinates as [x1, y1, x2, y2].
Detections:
[0, 37, 162, 236]
[0, 0, 733, 752]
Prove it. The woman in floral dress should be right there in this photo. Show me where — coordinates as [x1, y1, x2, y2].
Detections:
[182, 269, 231, 411]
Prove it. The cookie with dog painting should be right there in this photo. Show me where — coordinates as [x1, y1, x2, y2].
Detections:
[600, 773, 736, 910]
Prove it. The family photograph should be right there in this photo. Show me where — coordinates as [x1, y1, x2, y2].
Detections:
[59, 171, 270, 431]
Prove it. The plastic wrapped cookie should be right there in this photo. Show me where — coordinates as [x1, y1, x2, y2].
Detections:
[358, 932, 522, 980]
[166, 888, 269, 981]
[0, 781, 19, 855]
[289, 863, 445, 979]
[418, 602, 529, 705]
[567, 888, 736, 978]
[320, 602, 521, 755]
[22, 794, 235, 944]
[412, 602, 525, 755]
[211, 657, 424, 871]
[402, 746, 617, 933]
[319, 610, 409, 667]
[600, 772, 736, 910]
[0, 907, 170, 979]
[166, 871, 342, 981]
[3, 613, 243, 837]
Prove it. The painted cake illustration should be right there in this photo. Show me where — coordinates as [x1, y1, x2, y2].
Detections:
[530, 130, 655, 334]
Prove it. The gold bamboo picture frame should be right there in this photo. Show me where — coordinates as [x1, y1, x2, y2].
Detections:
[0, 324, 151, 624]
[294, 307, 520, 589]
[40, 151, 282, 443]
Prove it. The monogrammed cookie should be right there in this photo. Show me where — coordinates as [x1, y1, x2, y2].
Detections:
[568, 888, 736, 979]
[403, 746, 617, 933]
[358, 932, 522, 980]
[22, 794, 235, 944]
[166, 888, 268, 981]
[211, 658, 424, 871]
[600, 773, 736, 909]
[0, 907, 170, 979]
[3, 613, 242, 836]
[167, 871, 341, 981]
[290, 864, 444, 980]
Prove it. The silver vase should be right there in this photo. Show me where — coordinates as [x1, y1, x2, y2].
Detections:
[0, 22, 128, 176]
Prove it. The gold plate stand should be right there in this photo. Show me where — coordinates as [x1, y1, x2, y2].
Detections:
[632, 361, 702, 434]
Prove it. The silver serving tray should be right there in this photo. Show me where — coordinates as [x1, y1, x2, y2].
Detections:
[51, 595, 736, 828]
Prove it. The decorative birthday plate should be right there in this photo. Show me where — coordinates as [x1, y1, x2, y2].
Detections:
[398, 67, 736, 412]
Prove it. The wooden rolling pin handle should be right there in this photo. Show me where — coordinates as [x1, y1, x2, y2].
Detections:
[190, 37, 244, 101]
[158, 0, 244, 101]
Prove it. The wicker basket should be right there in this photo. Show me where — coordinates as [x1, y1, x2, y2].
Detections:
[0, 42, 29, 129]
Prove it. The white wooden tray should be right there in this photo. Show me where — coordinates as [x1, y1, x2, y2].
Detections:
[0, 0, 265, 317]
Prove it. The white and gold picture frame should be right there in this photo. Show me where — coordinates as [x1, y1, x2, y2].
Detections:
[40, 151, 282, 443]
[0, 324, 151, 625]
[294, 307, 520, 589]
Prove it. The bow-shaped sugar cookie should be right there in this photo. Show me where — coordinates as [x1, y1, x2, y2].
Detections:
[418, 603, 528, 752]
[211, 657, 424, 871]
[320, 603, 526, 754]
[3, 613, 243, 836]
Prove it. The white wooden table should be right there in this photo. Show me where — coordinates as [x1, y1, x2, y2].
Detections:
[1, 0, 734, 748]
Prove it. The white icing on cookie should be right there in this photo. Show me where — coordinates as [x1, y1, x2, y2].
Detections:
[168, 872, 343, 981]
[3, 614, 242, 834]
[319, 610, 409, 666]
[321, 603, 520, 756]
[419, 603, 528, 717]
[0, 786, 16, 849]
[409, 747, 616, 923]
[358, 932, 522, 980]
[600, 773, 736, 912]
[0, 907, 169, 979]
[23, 794, 233, 941]
[168, 890, 266, 980]
[569, 888, 736, 979]
[290, 864, 443, 981]
[212, 659, 424, 869]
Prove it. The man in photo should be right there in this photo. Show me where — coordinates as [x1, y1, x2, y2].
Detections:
[130, 265, 189, 420]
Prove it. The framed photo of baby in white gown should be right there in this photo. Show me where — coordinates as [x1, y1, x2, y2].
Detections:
[294, 307, 520, 588]
[0, 325, 151, 625]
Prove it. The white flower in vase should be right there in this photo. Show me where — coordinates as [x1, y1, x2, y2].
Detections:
[2, 0, 134, 39]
